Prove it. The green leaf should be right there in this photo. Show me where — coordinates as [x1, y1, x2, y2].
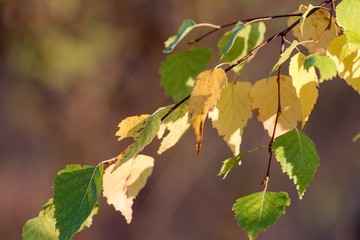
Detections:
[22, 200, 58, 240]
[304, 54, 337, 82]
[163, 19, 197, 53]
[221, 22, 245, 57]
[272, 129, 319, 199]
[78, 203, 100, 232]
[336, 0, 360, 49]
[218, 152, 247, 179]
[233, 191, 290, 240]
[54, 164, 103, 240]
[271, 40, 298, 74]
[23, 199, 99, 240]
[159, 48, 213, 101]
[114, 115, 161, 170]
[22, 216, 58, 240]
[218, 22, 266, 73]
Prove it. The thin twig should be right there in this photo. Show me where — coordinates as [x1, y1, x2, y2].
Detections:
[188, 13, 303, 45]
[263, 36, 285, 183]
[225, 0, 331, 72]
[160, 95, 190, 121]
[162, 0, 332, 122]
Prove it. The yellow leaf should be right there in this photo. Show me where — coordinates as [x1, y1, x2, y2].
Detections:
[156, 104, 190, 154]
[250, 75, 302, 137]
[103, 155, 154, 224]
[209, 82, 252, 155]
[327, 35, 360, 94]
[114, 115, 160, 170]
[188, 68, 228, 153]
[116, 115, 151, 141]
[289, 52, 319, 128]
[288, 5, 339, 54]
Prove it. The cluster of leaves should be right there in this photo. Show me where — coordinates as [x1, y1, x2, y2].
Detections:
[23, 0, 360, 239]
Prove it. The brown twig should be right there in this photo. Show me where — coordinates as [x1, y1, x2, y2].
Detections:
[262, 36, 285, 184]
[160, 95, 190, 121]
[161, 0, 332, 123]
[225, 0, 331, 72]
[188, 13, 303, 45]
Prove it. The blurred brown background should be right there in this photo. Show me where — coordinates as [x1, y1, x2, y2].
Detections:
[0, 0, 359, 239]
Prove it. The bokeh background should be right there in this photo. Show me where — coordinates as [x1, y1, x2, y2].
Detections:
[1, 0, 359, 239]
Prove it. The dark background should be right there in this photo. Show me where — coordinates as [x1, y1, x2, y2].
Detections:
[1, 0, 359, 239]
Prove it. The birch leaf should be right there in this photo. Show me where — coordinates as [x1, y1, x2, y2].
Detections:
[53, 164, 103, 240]
[218, 152, 247, 179]
[155, 104, 190, 154]
[103, 155, 154, 224]
[218, 22, 266, 73]
[303, 54, 337, 82]
[271, 40, 299, 74]
[160, 48, 213, 101]
[298, 4, 319, 36]
[188, 68, 228, 153]
[209, 82, 252, 155]
[272, 129, 320, 199]
[288, 5, 339, 54]
[22, 200, 58, 240]
[114, 115, 160, 170]
[289, 52, 318, 128]
[327, 35, 360, 94]
[233, 191, 290, 240]
[221, 22, 245, 58]
[336, 0, 360, 49]
[116, 115, 151, 141]
[163, 19, 197, 53]
[250, 75, 302, 138]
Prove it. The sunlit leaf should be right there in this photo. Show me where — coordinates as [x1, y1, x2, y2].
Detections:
[23, 198, 99, 240]
[116, 115, 151, 141]
[22, 200, 58, 240]
[272, 129, 319, 199]
[160, 48, 213, 101]
[271, 40, 299, 74]
[155, 104, 190, 154]
[163, 19, 197, 53]
[288, 5, 339, 54]
[218, 22, 266, 73]
[299, 4, 320, 36]
[336, 0, 360, 49]
[221, 22, 245, 57]
[327, 35, 360, 94]
[250, 75, 302, 138]
[188, 68, 228, 153]
[209, 82, 252, 155]
[103, 155, 154, 224]
[54, 164, 103, 240]
[114, 115, 160, 170]
[289, 52, 318, 128]
[233, 191, 290, 240]
[304, 54, 337, 82]
[218, 152, 247, 179]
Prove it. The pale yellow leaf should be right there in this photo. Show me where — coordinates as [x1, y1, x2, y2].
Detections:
[250, 75, 302, 137]
[289, 52, 319, 128]
[209, 82, 252, 155]
[288, 5, 339, 54]
[116, 115, 151, 141]
[327, 35, 360, 94]
[156, 104, 190, 154]
[103, 155, 154, 224]
[188, 68, 228, 153]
